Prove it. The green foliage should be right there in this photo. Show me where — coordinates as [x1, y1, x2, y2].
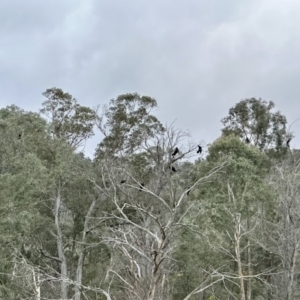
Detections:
[199, 135, 272, 223]
[95, 93, 165, 158]
[208, 134, 271, 174]
[221, 98, 290, 156]
[0, 92, 296, 299]
[41, 87, 97, 147]
[0, 107, 52, 298]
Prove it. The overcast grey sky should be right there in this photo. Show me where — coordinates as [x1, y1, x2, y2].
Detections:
[1, 0, 300, 157]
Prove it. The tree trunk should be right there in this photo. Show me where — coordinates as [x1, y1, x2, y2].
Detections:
[235, 214, 246, 300]
[148, 263, 159, 300]
[286, 241, 298, 300]
[55, 182, 68, 299]
[32, 269, 41, 300]
[74, 199, 96, 300]
[246, 240, 251, 300]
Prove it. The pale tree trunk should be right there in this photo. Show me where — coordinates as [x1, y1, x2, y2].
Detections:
[147, 248, 161, 300]
[148, 272, 158, 300]
[143, 214, 152, 279]
[32, 269, 41, 300]
[285, 202, 299, 300]
[54, 182, 68, 299]
[246, 240, 251, 300]
[74, 199, 96, 300]
[234, 214, 246, 300]
[147, 221, 170, 300]
[286, 241, 298, 300]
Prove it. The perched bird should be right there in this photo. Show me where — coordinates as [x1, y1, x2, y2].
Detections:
[120, 180, 126, 184]
[139, 183, 145, 191]
[197, 145, 202, 154]
[171, 166, 177, 172]
[18, 134, 22, 139]
[287, 138, 292, 148]
[245, 137, 250, 144]
[172, 147, 179, 156]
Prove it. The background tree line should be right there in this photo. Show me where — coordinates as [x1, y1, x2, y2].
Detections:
[0, 88, 298, 300]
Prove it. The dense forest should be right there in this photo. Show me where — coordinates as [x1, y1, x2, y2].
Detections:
[0, 88, 299, 300]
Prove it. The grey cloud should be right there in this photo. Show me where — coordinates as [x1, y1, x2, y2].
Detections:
[1, 0, 300, 156]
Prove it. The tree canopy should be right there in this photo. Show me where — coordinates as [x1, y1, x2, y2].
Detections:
[0, 91, 299, 300]
[221, 98, 291, 156]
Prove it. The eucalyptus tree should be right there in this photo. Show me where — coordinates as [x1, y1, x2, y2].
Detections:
[91, 91, 233, 299]
[259, 153, 300, 300]
[89, 117, 227, 300]
[22, 91, 167, 300]
[95, 93, 165, 158]
[40, 87, 98, 148]
[0, 106, 49, 299]
[180, 135, 273, 300]
[221, 98, 291, 156]
[0, 100, 105, 299]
